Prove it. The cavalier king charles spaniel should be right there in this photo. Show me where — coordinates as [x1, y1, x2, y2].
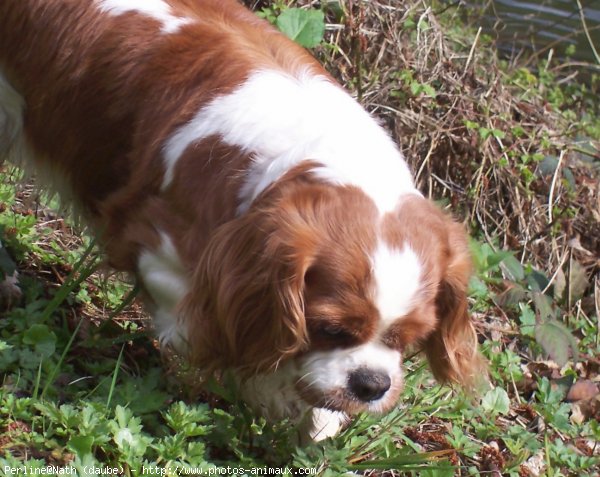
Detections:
[0, 0, 482, 440]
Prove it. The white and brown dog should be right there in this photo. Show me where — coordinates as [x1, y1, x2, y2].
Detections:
[0, 0, 482, 440]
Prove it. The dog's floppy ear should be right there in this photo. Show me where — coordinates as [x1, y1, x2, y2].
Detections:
[424, 220, 484, 389]
[180, 203, 310, 376]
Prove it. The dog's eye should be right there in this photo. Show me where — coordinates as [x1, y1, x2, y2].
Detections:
[320, 324, 351, 339]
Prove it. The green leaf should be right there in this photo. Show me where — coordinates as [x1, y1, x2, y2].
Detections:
[481, 387, 510, 415]
[419, 461, 456, 477]
[323, 0, 344, 21]
[479, 127, 492, 140]
[535, 319, 579, 366]
[109, 406, 150, 458]
[491, 129, 506, 139]
[350, 450, 454, 470]
[68, 435, 94, 457]
[537, 155, 559, 177]
[422, 84, 437, 97]
[23, 324, 56, 358]
[526, 269, 550, 292]
[468, 276, 488, 299]
[532, 291, 554, 321]
[493, 283, 527, 308]
[410, 82, 422, 96]
[163, 401, 212, 437]
[518, 303, 536, 337]
[500, 254, 525, 281]
[464, 120, 479, 130]
[276, 8, 325, 48]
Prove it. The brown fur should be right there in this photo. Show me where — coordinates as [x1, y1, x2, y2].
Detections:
[0, 0, 322, 270]
[381, 196, 484, 388]
[180, 163, 382, 374]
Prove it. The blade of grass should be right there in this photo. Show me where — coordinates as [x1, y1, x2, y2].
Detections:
[576, 0, 600, 65]
[40, 236, 99, 322]
[349, 449, 455, 470]
[32, 359, 43, 400]
[106, 344, 125, 409]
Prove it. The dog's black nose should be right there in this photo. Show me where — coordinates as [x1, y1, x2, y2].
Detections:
[348, 368, 391, 402]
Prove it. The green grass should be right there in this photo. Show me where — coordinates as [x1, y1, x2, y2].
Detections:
[1, 1, 600, 475]
[0, 175, 598, 476]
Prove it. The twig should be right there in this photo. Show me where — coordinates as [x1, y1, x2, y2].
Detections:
[548, 149, 566, 224]
[462, 26, 481, 78]
[416, 135, 438, 183]
[576, 0, 600, 65]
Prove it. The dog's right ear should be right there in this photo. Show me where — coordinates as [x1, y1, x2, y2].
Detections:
[180, 204, 310, 376]
[423, 219, 485, 390]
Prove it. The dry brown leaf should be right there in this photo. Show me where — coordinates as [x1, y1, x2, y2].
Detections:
[566, 379, 600, 402]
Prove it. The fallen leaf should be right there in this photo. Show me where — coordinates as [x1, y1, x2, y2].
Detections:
[566, 380, 599, 402]
[570, 396, 600, 424]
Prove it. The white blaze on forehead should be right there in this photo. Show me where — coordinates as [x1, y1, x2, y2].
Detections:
[96, 0, 192, 34]
[372, 244, 421, 325]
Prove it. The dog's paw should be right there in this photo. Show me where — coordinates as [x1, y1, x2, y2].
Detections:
[307, 408, 349, 442]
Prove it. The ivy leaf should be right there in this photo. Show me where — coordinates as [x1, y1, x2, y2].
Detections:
[276, 8, 325, 48]
[481, 387, 510, 415]
[535, 319, 579, 366]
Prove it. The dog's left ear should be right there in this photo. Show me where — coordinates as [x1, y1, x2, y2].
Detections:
[424, 219, 485, 389]
[180, 203, 310, 377]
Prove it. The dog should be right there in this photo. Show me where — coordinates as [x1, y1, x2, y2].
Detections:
[0, 0, 482, 441]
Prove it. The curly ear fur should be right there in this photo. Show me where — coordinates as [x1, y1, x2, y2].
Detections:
[179, 203, 311, 377]
[424, 221, 485, 390]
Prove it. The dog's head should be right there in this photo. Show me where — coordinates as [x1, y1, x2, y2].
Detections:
[182, 171, 482, 415]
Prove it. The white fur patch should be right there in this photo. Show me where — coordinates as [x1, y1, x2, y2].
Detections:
[162, 69, 418, 213]
[299, 342, 402, 414]
[138, 233, 189, 350]
[309, 408, 347, 441]
[372, 244, 421, 326]
[96, 0, 191, 34]
[238, 361, 307, 423]
[238, 365, 346, 442]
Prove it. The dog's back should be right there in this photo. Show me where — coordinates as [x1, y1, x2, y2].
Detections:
[0, 0, 318, 217]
